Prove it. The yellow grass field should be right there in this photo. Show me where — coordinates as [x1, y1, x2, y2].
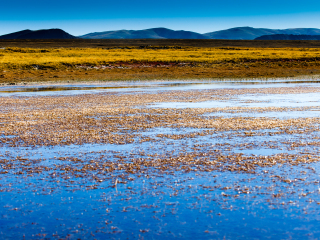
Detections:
[1, 47, 320, 70]
[1, 46, 320, 83]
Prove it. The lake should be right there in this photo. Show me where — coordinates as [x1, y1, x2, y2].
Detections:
[1, 79, 320, 239]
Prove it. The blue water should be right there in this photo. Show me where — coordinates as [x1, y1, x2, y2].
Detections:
[1, 79, 320, 239]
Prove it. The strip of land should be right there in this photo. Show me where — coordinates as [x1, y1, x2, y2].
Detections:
[1, 40, 320, 83]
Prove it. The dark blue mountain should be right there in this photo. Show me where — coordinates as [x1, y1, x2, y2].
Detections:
[80, 27, 209, 39]
[204, 27, 320, 40]
[0, 29, 77, 39]
[255, 34, 320, 40]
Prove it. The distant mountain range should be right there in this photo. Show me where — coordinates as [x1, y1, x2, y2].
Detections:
[1, 27, 320, 40]
[80, 27, 320, 40]
[80, 27, 209, 39]
[255, 34, 320, 40]
[0, 29, 77, 39]
[203, 27, 320, 40]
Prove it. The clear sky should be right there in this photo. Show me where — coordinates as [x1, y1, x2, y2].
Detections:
[1, 0, 320, 36]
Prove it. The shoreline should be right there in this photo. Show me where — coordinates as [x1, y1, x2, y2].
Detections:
[1, 75, 320, 89]
[1, 63, 320, 85]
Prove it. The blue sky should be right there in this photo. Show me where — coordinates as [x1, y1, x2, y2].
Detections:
[1, 0, 320, 35]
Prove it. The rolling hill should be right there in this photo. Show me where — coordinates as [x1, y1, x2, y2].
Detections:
[1, 27, 320, 40]
[80, 27, 209, 39]
[0, 29, 77, 39]
[81, 27, 320, 40]
[204, 27, 320, 40]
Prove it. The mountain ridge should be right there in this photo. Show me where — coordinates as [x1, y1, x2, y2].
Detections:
[0, 29, 77, 39]
[80, 27, 209, 39]
[1, 27, 320, 40]
[81, 27, 320, 40]
[203, 27, 320, 40]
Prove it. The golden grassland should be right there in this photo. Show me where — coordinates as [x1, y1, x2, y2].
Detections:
[2, 47, 320, 68]
[1, 46, 320, 83]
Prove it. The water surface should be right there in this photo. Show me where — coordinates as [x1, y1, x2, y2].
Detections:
[1, 79, 320, 239]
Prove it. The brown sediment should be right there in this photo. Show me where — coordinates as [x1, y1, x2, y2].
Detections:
[1, 60, 320, 84]
[1, 84, 320, 207]
[1, 86, 320, 152]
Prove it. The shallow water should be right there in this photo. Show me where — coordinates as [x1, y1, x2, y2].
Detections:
[1, 79, 320, 239]
[1, 78, 320, 96]
[152, 91, 320, 109]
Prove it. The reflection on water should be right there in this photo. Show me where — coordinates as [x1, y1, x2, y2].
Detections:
[152, 93, 320, 109]
[2, 78, 320, 96]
